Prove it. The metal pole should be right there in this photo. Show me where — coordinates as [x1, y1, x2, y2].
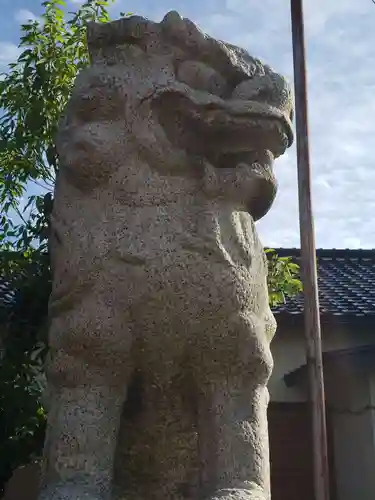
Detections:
[290, 1, 330, 500]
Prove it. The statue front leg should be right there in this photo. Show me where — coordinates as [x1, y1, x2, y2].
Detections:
[38, 302, 134, 500]
[39, 379, 128, 500]
[196, 314, 273, 500]
[198, 382, 271, 500]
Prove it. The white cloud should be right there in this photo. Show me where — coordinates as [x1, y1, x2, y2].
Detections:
[0, 42, 20, 66]
[14, 9, 38, 24]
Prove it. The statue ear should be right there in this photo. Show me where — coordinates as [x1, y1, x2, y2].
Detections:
[86, 17, 158, 64]
[177, 60, 228, 98]
[86, 17, 150, 48]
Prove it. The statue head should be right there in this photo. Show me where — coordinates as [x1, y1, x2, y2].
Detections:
[57, 11, 293, 220]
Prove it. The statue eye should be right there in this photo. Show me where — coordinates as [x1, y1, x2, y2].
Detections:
[177, 60, 228, 98]
[71, 89, 123, 122]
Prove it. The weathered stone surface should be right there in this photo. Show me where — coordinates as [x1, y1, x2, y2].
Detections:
[38, 10, 293, 500]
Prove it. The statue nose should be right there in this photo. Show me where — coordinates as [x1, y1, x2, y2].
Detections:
[232, 70, 294, 123]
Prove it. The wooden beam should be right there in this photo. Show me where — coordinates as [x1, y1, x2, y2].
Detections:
[290, 1, 330, 499]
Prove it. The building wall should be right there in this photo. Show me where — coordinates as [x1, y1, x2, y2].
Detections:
[269, 322, 375, 402]
[269, 321, 375, 500]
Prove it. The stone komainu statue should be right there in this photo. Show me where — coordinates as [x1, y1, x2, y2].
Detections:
[39, 11, 293, 500]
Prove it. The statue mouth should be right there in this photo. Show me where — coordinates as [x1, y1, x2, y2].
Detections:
[153, 87, 288, 218]
[197, 104, 293, 153]
[213, 149, 274, 172]
[153, 87, 292, 169]
[193, 106, 292, 173]
[185, 102, 288, 188]
[211, 148, 277, 220]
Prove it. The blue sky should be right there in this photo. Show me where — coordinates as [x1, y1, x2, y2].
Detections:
[1, 0, 375, 249]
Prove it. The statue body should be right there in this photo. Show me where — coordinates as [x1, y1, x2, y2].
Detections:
[39, 11, 293, 500]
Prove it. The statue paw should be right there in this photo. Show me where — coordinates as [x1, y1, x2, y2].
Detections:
[38, 482, 109, 500]
[208, 488, 267, 500]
